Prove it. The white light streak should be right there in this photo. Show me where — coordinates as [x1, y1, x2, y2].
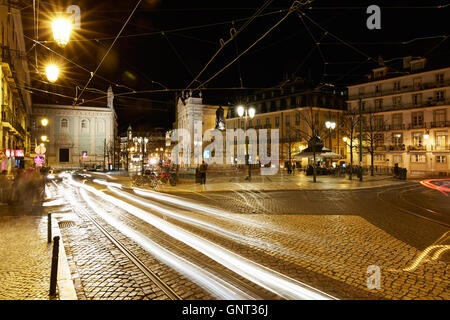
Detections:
[70, 177, 335, 300]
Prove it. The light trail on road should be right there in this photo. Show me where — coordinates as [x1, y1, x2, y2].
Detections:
[109, 186, 320, 263]
[69, 177, 336, 300]
[76, 187, 255, 300]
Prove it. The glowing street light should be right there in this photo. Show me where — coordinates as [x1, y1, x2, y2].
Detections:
[41, 118, 49, 126]
[41, 135, 48, 142]
[45, 64, 59, 82]
[52, 17, 72, 47]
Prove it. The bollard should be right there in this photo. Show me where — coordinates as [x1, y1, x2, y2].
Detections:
[49, 236, 60, 297]
[47, 213, 52, 243]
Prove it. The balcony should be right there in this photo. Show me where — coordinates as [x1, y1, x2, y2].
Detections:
[349, 79, 450, 100]
[407, 123, 426, 130]
[408, 145, 427, 151]
[387, 124, 405, 131]
[1, 106, 26, 137]
[430, 121, 450, 128]
[388, 145, 406, 151]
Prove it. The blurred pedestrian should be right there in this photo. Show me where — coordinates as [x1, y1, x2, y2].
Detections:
[199, 161, 208, 186]
[0, 170, 10, 204]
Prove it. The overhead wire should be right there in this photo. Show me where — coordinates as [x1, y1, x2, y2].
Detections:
[75, 0, 143, 104]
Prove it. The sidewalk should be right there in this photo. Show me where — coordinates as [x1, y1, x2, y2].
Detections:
[160, 173, 409, 193]
[0, 199, 76, 300]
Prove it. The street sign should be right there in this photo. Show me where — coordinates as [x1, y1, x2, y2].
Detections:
[35, 145, 46, 155]
[34, 155, 45, 167]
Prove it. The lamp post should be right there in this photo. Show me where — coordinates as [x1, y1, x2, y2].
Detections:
[325, 121, 336, 168]
[143, 137, 148, 172]
[236, 105, 255, 181]
[325, 121, 336, 150]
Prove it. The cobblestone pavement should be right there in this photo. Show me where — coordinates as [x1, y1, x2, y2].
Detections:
[159, 184, 449, 300]
[42, 175, 450, 300]
[0, 207, 52, 300]
[47, 182, 218, 300]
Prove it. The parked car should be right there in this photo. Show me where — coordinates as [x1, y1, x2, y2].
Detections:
[46, 169, 63, 182]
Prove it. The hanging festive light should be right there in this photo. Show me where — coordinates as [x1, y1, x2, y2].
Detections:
[52, 17, 72, 46]
[45, 64, 59, 82]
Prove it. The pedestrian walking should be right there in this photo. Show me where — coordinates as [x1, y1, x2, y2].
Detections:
[199, 161, 208, 186]
[0, 170, 10, 204]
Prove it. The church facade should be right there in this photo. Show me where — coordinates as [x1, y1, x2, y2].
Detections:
[31, 88, 117, 169]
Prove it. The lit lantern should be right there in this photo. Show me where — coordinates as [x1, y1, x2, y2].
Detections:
[52, 17, 72, 47]
[46, 65, 59, 82]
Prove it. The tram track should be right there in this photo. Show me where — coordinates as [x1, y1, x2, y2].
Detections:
[376, 183, 450, 228]
[53, 182, 182, 300]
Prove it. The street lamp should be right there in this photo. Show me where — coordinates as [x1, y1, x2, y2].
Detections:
[41, 135, 48, 142]
[236, 105, 255, 181]
[325, 121, 336, 166]
[52, 17, 72, 47]
[41, 118, 49, 126]
[45, 64, 59, 82]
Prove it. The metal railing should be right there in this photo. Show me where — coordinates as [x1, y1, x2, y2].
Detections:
[349, 79, 450, 100]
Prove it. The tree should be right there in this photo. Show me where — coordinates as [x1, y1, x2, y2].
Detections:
[341, 110, 360, 180]
[293, 107, 332, 183]
[363, 112, 387, 176]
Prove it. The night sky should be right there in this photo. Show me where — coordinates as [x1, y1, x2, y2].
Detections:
[21, 0, 449, 132]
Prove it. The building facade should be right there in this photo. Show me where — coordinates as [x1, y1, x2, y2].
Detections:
[174, 94, 228, 166]
[0, 1, 32, 171]
[226, 78, 346, 167]
[32, 103, 117, 169]
[119, 125, 167, 171]
[346, 58, 450, 176]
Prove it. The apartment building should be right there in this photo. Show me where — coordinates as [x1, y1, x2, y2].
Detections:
[226, 77, 346, 166]
[346, 58, 450, 176]
[0, 1, 32, 171]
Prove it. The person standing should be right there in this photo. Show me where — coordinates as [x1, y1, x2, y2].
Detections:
[199, 161, 208, 186]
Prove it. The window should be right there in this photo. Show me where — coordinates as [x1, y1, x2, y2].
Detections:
[412, 112, 424, 128]
[411, 154, 426, 163]
[393, 155, 402, 163]
[375, 84, 381, 94]
[413, 132, 423, 147]
[434, 109, 446, 126]
[374, 115, 384, 130]
[413, 78, 422, 89]
[393, 80, 401, 92]
[361, 101, 366, 111]
[248, 120, 252, 128]
[358, 87, 365, 97]
[285, 115, 290, 127]
[413, 94, 422, 106]
[256, 119, 261, 128]
[60, 118, 68, 129]
[392, 113, 403, 130]
[435, 132, 447, 150]
[392, 96, 402, 106]
[436, 155, 447, 163]
[240, 121, 244, 129]
[80, 119, 89, 135]
[374, 154, 385, 162]
[265, 118, 270, 128]
[295, 113, 300, 125]
[59, 149, 69, 163]
[375, 99, 383, 110]
[436, 73, 444, 85]
[435, 90, 445, 101]
[392, 133, 403, 146]
[374, 133, 384, 147]
[275, 116, 280, 128]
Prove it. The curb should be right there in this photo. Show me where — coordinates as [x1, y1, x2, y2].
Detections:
[156, 180, 411, 194]
[51, 216, 78, 300]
